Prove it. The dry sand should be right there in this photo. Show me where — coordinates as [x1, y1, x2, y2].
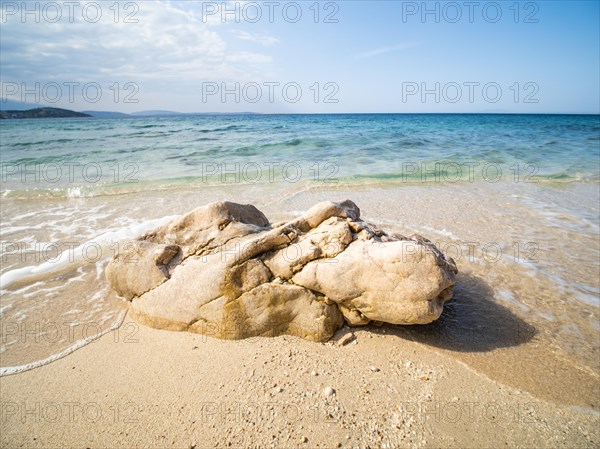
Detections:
[1, 315, 598, 449]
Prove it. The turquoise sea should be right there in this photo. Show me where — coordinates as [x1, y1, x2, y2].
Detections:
[0, 113, 599, 409]
[1, 114, 599, 197]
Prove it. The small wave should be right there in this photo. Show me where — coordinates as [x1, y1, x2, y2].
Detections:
[130, 124, 167, 129]
[261, 138, 303, 148]
[8, 140, 56, 148]
[9, 155, 70, 164]
[218, 124, 243, 131]
[116, 146, 160, 154]
[197, 124, 243, 133]
[1, 185, 107, 200]
[234, 146, 260, 155]
[1, 181, 174, 200]
[392, 138, 430, 148]
[420, 225, 461, 241]
[66, 187, 83, 198]
[0, 215, 179, 289]
[496, 290, 531, 313]
[165, 148, 222, 160]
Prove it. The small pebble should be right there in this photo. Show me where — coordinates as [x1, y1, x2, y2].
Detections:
[337, 332, 356, 346]
[302, 436, 308, 443]
[311, 370, 318, 376]
[369, 366, 380, 372]
[323, 386, 335, 397]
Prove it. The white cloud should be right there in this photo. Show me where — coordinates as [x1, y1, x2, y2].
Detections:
[356, 42, 421, 59]
[0, 1, 274, 83]
[0, 1, 281, 110]
[231, 30, 279, 46]
[226, 52, 273, 63]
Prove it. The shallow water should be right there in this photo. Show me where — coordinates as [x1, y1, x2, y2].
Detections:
[1, 114, 599, 199]
[1, 114, 598, 408]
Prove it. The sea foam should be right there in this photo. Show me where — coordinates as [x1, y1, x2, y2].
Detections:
[0, 215, 179, 289]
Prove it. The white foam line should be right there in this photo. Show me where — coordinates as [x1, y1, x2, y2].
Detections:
[0, 215, 179, 289]
[0, 310, 127, 376]
[420, 225, 461, 241]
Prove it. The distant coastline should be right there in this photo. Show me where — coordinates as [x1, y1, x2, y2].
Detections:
[2, 100, 598, 118]
[0, 107, 91, 120]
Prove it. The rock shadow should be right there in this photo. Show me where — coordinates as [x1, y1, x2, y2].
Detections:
[367, 272, 536, 352]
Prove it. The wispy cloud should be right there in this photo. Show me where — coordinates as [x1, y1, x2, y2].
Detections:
[0, 1, 278, 111]
[0, 1, 280, 84]
[231, 30, 279, 46]
[226, 52, 273, 63]
[356, 42, 421, 59]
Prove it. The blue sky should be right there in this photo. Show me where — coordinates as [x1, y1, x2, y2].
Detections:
[1, 1, 599, 113]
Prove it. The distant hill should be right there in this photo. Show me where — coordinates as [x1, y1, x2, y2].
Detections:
[0, 108, 92, 119]
[0, 102, 262, 118]
[131, 110, 182, 116]
[82, 110, 132, 118]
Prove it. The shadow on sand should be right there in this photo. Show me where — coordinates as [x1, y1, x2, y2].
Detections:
[368, 272, 536, 352]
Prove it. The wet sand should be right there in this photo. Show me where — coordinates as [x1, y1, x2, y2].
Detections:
[1, 180, 599, 446]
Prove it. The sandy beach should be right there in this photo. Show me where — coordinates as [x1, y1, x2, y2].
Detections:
[2, 180, 599, 448]
[1, 0, 600, 447]
[2, 314, 599, 449]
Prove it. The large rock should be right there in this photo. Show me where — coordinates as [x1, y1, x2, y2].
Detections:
[106, 200, 457, 341]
